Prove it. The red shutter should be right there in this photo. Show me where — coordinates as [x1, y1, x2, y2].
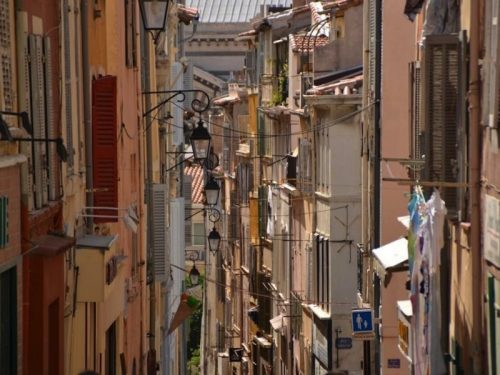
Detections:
[92, 75, 118, 222]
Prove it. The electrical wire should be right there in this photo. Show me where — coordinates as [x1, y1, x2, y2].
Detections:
[171, 263, 359, 306]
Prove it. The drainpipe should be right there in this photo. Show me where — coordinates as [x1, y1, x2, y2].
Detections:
[373, 0, 382, 374]
[469, 0, 483, 373]
[81, 0, 93, 232]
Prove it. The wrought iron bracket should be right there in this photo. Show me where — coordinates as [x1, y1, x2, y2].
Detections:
[142, 89, 211, 118]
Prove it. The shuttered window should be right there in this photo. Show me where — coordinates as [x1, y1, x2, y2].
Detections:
[125, 0, 137, 68]
[245, 49, 256, 87]
[423, 34, 467, 215]
[152, 184, 168, 280]
[409, 61, 422, 180]
[183, 175, 192, 246]
[92, 75, 118, 222]
[0, 0, 13, 112]
[29, 35, 49, 209]
[486, 0, 499, 128]
[0, 196, 8, 248]
[63, 0, 74, 168]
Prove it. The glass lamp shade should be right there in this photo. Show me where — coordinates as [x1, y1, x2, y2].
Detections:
[208, 227, 221, 253]
[204, 177, 220, 206]
[139, 0, 169, 31]
[190, 120, 211, 161]
[189, 265, 200, 285]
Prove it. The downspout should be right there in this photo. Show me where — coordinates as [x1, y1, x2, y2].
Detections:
[469, 0, 483, 373]
[373, 0, 382, 374]
[81, 0, 93, 232]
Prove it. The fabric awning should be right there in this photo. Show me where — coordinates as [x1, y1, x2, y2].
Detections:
[31, 234, 75, 256]
[397, 300, 413, 318]
[373, 238, 408, 272]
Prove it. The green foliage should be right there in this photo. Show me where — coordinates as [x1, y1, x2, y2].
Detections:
[271, 63, 289, 106]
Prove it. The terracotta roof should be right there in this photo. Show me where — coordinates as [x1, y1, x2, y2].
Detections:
[306, 74, 363, 95]
[184, 164, 205, 204]
[237, 29, 258, 38]
[213, 94, 241, 106]
[177, 5, 200, 24]
[289, 34, 330, 53]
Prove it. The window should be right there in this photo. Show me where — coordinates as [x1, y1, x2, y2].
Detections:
[0, 0, 14, 112]
[0, 267, 17, 375]
[314, 234, 330, 312]
[192, 223, 205, 246]
[105, 321, 117, 375]
[298, 138, 312, 193]
[125, 0, 137, 68]
[92, 75, 118, 222]
[0, 196, 8, 248]
[315, 121, 330, 195]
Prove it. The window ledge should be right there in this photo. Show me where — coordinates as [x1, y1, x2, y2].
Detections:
[241, 265, 250, 275]
[307, 304, 331, 320]
[315, 191, 331, 200]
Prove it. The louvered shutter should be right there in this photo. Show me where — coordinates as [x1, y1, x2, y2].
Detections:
[92, 75, 118, 222]
[409, 61, 422, 180]
[170, 197, 185, 283]
[487, 0, 499, 128]
[63, 0, 74, 167]
[0, 196, 8, 248]
[183, 61, 194, 111]
[29, 35, 49, 209]
[423, 34, 466, 215]
[303, 139, 312, 193]
[0, 0, 13, 112]
[183, 175, 192, 247]
[258, 110, 265, 156]
[152, 184, 168, 280]
[44, 37, 59, 200]
[18, 30, 34, 211]
[368, 0, 376, 96]
[223, 125, 230, 171]
[171, 62, 184, 146]
[245, 50, 256, 87]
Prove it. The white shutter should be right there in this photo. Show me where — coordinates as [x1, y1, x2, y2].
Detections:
[368, 0, 376, 95]
[171, 62, 184, 145]
[29, 35, 49, 208]
[44, 37, 58, 200]
[183, 61, 194, 112]
[152, 184, 169, 280]
[183, 175, 192, 247]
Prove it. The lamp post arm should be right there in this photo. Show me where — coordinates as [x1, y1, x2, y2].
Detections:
[142, 89, 211, 117]
[165, 155, 193, 173]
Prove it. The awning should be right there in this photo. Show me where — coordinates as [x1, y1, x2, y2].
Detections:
[397, 215, 410, 230]
[397, 300, 413, 319]
[31, 234, 75, 256]
[76, 234, 117, 250]
[372, 238, 408, 274]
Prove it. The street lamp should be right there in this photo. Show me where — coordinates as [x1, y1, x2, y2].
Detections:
[204, 176, 220, 206]
[208, 227, 221, 253]
[190, 120, 211, 162]
[138, 0, 170, 31]
[189, 264, 200, 285]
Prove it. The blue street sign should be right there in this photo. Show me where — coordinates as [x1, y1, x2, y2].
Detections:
[335, 337, 352, 349]
[351, 309, 374, 334]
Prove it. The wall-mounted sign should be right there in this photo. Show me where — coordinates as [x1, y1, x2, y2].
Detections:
[352, 308, 374, 340]
[388, 358, 401, 368]
[335, 337, 352, 349]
